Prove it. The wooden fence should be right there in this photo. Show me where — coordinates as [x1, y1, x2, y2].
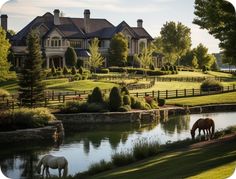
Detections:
[1, 84, 236, 110]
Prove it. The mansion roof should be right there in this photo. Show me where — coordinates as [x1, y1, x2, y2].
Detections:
[12, 10, 153, 46]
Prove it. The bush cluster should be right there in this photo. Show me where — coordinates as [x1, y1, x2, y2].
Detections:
[0, 108, 55, 131]
[0, 88, 10, 97]
[200, 78, 223, 92]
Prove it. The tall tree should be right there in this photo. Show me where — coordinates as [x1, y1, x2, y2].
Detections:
[108, 33, 128, 66]
[159, 21, 191, 64]
[0, 27, 11, 80]
[138, 46, 154, 75]
[65, 47, 77, 67]
[193, 43, 215, 68]
[88, 38, 104, 73]
[193, 0, 236, 65]
[18, 30, 45, 107]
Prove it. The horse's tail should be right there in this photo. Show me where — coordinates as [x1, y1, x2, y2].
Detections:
[63, 159, 68, 177]
[211, 120, 215, 139]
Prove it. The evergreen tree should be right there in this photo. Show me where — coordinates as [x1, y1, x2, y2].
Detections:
[88, 38, 104, 73]
[138, 47, 154, 75]
[108, 33, 128, 66]
[0, 27, 11, 80]
[18, 30, 45, 107]
[65, 47, 77, 67]
[191, 56, 199, 69]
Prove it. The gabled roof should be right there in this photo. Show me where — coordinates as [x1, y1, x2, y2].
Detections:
[11, 10, 153, 45]
[132, 27, 153, 40]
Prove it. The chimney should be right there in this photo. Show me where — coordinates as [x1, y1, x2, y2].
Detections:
[1, 14, 8, 31]
[137, 19, 143, 28]
[84, 9, 90, 33]
[53, 9, 60, 25]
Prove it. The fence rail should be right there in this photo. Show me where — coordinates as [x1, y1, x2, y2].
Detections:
[1, 84, 236, 110]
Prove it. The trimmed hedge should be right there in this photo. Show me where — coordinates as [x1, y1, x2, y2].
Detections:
[200, 78, 223, 92]
[0, 108, 55, 131]
[109, 87, 123, 111]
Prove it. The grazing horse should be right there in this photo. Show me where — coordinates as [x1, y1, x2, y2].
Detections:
[36, 154, 68, 178]
[190, 118, 215, 141]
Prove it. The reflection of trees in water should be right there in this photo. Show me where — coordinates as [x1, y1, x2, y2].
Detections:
[0, 144, 53, 179]
[160, 115, 190, 134]
[65, 122, 159, 153]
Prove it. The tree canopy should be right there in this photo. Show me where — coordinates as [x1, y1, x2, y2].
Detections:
[88, 38, 104, 73]
[108, 33, 129, 66]
[0, 27, 11, 80]
[156, 21, 191, 65]
[65, 47, 77, 67]
[193, 0, 236, 65]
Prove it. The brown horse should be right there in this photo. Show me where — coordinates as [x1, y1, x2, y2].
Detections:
[190, 118, 215, 141]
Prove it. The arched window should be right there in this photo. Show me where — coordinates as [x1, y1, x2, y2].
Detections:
[126, 36, 131, 49]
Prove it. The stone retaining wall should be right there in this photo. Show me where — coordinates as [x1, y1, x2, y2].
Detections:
[55, 109, 160, 124]
[0, 120, 64, 144]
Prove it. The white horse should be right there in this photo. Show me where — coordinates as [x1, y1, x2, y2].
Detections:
[36, 154, 68, 178]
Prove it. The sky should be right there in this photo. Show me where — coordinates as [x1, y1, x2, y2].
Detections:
[0, 0, 235, 53]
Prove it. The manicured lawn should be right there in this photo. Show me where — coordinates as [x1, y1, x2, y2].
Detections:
[91, 139, 236, 179]
[166, 92, 236, 106]
[0, 79, 117, 93]
[161, 71, 234, 78]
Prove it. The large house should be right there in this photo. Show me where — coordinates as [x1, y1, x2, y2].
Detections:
[1, 9, 163, 68]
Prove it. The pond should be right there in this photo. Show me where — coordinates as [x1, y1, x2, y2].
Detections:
[0, 111, 236, 178]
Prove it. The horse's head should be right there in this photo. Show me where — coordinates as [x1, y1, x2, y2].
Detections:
[190, 129, 195, 140]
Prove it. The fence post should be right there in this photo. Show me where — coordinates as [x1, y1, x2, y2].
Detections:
[184, 89, 187, 97]
[166, 90, 168, 99]
[44, 98, 48, 107]
[58, 93, 61, 102]
[157, 91, 160, 100]
[52, 90, 54, 100]
[192, 88, 195, 96]
[63, 95, 65, 103]
[176, 90, 178, 98]
[136, 92, 138, 97]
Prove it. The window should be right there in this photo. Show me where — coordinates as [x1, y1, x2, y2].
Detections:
[139, 41, 146, 54]
[51, 37, 61, 47]
[70, 41, 82, 48]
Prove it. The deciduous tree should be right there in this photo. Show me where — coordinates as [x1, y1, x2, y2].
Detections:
[108, 33, 128, 66]
[88, 38, 104, 73]
[193, 0, 236, 65]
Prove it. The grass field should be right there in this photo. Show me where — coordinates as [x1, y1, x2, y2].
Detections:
[91, 138, 236, 179]
[166, 92, 236, 106]
[161, 71, 234, 78]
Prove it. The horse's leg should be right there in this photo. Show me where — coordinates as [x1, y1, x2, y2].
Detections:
[59, 168, 61, 178]
[198, 129, 201, 141]
[208, 128, 211, 140]
[42, 166, 45, 177]
[203, 129, 206, 140]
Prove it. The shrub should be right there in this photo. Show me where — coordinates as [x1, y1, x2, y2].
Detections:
[131, 97, 151, 110]
[121, 86, 129, 95]
[51, 66, 57, 75]
[0, 108, 55, 131]
[112, 152, 135, 167]
[86, 103, 105, 113]
[78, 67, 83, 75]
[71, 66, 77, 75]
[72, 74, 82, 81]
[109, 87, 123, 111]
[118, 105, 131, 112]
[63, 66, 70, 75]
[96, 68, 110, 74]
[157, 98, 166, 107]
[0, 88, 10, 97]
[61, 101, 80, 113]
[82, 73, 89, 80]
[90, 87, 104, 103]
[87, 160, 113, 175]
[200, 78, 223, 92]
[149, 63, 155, 70]
[123, 95, 131, 105]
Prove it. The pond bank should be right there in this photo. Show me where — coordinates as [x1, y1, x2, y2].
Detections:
[55, 103, 236, 124]
[0, 120, 64, 144]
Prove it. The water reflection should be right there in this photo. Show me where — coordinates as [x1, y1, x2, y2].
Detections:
[161, 115, 190, 134]
[1, 112, 236, 178]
